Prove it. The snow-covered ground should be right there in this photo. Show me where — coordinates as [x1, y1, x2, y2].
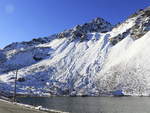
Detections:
[0, 7, 150, 96]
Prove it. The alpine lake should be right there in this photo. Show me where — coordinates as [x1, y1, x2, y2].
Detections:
[17, 96, 150, 113]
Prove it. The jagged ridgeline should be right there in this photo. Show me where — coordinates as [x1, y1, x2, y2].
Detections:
[1, 7, 150, 96]
[4, 17, 112, 51]
[110, 7, 150, 45]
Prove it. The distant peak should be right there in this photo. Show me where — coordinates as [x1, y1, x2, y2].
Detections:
[73, 17, 112, 32]
[91, 17, 105, 24]
[57, 17, 113, 40]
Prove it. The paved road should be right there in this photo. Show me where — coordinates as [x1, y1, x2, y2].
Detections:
[0, 100, 47, 113]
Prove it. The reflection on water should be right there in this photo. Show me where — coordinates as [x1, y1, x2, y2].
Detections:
[17, 96, 150, 113]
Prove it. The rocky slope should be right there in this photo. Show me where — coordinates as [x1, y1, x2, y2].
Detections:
[0, 7, 150, 96]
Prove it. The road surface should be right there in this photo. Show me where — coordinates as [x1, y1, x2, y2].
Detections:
[0, 100, 51, 113]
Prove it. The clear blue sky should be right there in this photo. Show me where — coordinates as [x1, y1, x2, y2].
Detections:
[0, 0, 149, 48]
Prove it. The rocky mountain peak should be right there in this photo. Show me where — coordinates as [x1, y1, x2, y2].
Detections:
[4, 17, 112, 51]
[92, 17, 108, 24]
[75, 17, 112, 33]
[57, 17, 112, 41]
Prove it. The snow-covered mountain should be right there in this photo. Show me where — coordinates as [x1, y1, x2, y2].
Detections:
[1, 7, 150, 96]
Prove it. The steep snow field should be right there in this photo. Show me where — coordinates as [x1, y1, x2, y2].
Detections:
[97, 31, 150, 96]
[0, 7, 150, 96]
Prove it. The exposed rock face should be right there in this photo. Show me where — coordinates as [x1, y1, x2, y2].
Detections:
[57, 17, 112, 40]
[1, 7, 150, 96]
[0, 50, 6, 63]
[4, 35, 57, 51]
[130, 8, 150, 39]
[109, 7, 150, 45]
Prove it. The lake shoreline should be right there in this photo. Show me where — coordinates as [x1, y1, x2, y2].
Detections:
[0, 98, 69, 113]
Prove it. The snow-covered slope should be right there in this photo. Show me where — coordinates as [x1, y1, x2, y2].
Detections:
[0, 7, 150, 96]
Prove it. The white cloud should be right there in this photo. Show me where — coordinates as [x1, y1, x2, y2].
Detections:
[5, 4, 15, 14]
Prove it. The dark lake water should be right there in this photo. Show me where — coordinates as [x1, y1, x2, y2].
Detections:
[17, 96, 150, 113]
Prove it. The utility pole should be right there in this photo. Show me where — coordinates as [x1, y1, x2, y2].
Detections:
[13, 68, 18, 102]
